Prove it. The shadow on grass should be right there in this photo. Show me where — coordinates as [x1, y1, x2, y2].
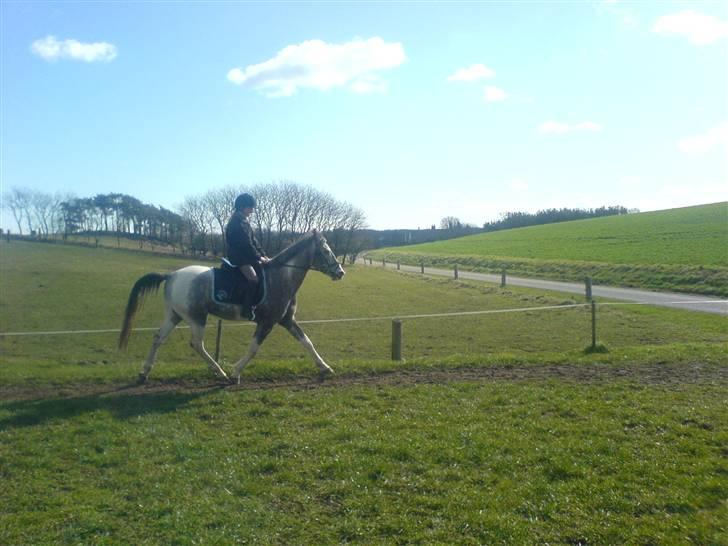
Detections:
[0, 384, 224, 431]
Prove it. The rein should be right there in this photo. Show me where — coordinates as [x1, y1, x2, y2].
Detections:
[271, 263, 311, 271]
[265, 235, 335, 274]
[270, 261, 336, 275]
[268, 240, 318, 272]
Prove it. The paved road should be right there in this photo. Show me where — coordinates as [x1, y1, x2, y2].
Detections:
[357, 259, 728, 316]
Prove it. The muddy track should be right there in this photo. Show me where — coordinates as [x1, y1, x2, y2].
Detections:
[2, 361, 726, 402]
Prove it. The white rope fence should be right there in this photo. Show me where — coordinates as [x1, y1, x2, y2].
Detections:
[0, 300, 722, 338]
[1, 299, 724, 362]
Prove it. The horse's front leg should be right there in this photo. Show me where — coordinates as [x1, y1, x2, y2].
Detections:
[281, 318, 334, 376]
[189, 319, 229, 383]
[231, 322, 274, 384]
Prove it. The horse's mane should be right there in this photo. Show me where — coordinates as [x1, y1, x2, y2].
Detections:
[270, 231, 318, 264]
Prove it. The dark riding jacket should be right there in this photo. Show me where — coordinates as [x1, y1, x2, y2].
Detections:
[225, 211, 266, 266]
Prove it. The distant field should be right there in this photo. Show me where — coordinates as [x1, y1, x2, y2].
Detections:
[369, 203, 728, 296]
[33, 233, 184, 254]
[1, 241, 726, 544]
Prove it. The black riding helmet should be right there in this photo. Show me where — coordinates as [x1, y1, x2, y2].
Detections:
[234, 193, 256, 211]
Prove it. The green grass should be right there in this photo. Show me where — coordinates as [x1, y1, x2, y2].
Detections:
[28, 233, 183, 254]
[1, 240, 726, 385]
[368, 202, 728, 296]
[2, 362, 727, 544]
[1, 240, 727, 543]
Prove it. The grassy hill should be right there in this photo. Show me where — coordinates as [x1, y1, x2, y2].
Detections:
[368, 202, 728, 296]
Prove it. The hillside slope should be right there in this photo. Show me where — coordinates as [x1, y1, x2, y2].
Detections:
[369, 203, 728, 296]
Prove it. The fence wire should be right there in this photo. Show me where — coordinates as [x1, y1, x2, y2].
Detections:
[0, 300, 723, 338]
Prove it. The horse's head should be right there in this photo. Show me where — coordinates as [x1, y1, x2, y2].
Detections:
[312, 232, 345, 280]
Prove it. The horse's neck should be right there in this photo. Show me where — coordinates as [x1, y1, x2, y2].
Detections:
[269, 239, 315, 296]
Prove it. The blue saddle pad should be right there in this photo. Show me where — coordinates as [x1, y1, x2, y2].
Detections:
[212, 262, 264, 306]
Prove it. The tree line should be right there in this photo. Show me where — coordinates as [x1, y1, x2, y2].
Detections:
[179, 182, 368, 261]
[3, 185, 631, 259]
[482, 206, 632, 232]
[2, 188, 187, 245]
[2, 182, 368, 262]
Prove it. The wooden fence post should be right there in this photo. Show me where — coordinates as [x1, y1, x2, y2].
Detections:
[591, 300, 597, 350]
[420, 262, 425, 274]
[585, 276, 593, 300]
[454, 264, 459, 280]
[501, 269, 506, 287]
[391, 320, 402, 361]
[382, 258, 386, 268]
[214, 319, 223, 362]
[397, 261, 400, 270]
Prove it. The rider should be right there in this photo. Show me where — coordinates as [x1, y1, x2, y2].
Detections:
[224, 193, 270, 314]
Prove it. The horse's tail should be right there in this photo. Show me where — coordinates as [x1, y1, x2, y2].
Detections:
[118, 273, 169, 350]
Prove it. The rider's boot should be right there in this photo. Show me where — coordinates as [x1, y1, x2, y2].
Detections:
[242, 287, 256, 320]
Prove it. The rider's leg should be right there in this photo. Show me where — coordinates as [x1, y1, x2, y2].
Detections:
[238, 265, 259, 318]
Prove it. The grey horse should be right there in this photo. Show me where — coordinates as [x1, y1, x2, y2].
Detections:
[119, 231, 345, 384]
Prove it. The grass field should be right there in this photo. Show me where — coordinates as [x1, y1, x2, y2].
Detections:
[1, 240, 727, 543]
[368, 202, 728, 296]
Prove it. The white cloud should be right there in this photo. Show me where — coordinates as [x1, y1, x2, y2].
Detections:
[227, 37, 406, 97]
[653, 10, 728, 45]
[483, 86, 507, 102]
[31, 36, 117, 62]
[447, 63, 495, 82]
[677, 122, 728, 155]
[538, 121, 603, 135]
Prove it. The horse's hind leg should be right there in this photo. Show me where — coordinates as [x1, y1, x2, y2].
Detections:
[281, 319, 334, 375]
[188, 319, 230, 382]
[231, 322, 274, 385]
[139, 310, 182, 383]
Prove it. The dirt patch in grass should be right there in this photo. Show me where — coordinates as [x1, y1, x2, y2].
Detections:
[2, 361, 725, 402]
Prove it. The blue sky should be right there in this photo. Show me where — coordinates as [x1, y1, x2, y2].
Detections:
[1, 1, 726, 230]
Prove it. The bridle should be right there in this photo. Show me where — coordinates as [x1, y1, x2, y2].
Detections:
[265, 235, 341, 276]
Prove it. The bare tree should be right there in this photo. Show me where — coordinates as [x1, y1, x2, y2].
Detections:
[204, 186, 239, 247]
[440, 216, 463, 230]
[250, 182, 275, 250]
[3, 187, 33, 235]
[29, 190, 55, 238]
[179, 195, 211, 254]
[327, 203, 368, 263]
[181, 180, 368, 257]
[49, 192, 71, 238]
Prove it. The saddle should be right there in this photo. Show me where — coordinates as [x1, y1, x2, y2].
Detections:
[212, 260, 265, 310]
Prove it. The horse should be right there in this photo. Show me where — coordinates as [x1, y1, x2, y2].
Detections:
[118, 231, 345, 384]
